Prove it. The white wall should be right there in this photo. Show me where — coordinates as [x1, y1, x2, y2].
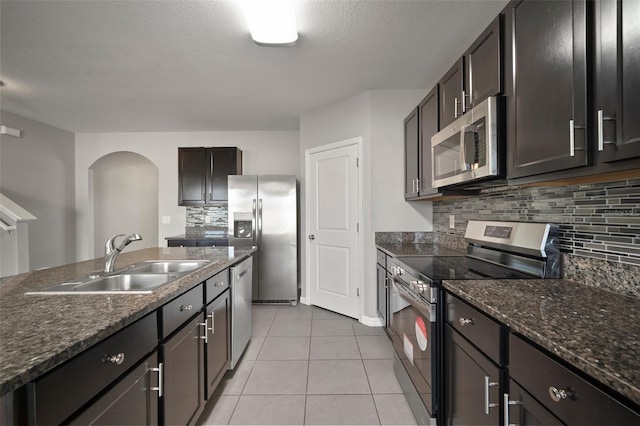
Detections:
[91, 152, 159, 256]
[0, 110, 76, 270]
[75, 131, 299, 261]
[299, 90, 431, 322]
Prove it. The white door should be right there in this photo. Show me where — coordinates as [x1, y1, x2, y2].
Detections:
[307, 139, 360, 318]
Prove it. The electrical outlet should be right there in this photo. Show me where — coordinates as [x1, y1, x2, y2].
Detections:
[162, 216, 171, 224]
[449, 215, 455, 229]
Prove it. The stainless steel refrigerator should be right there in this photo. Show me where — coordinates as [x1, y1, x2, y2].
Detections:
[228, 175, 298, 304]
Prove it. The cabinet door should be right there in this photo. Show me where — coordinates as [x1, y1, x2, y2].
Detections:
[418, 86, 439, 197]
[439, 58, 465, 128]
[376, 264, 387, 326]
[163, 314, 205, 426]
[205, 291, 230, 398]
[208, 148, 242, 202]
[595, 0, 640, 163]
[505, 379, 563, 426]
[466, 15, 503, 108]
[178, 148, 208, 206]
[404, 107, 420, 199]
[444, 325, 501, 425]
[506, 0, 588, 179]
[69, 353, 159, 426]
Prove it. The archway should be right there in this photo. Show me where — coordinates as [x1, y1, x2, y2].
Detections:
[89, 152, 158, 258]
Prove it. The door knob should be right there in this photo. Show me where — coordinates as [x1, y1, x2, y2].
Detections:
[308, 235, 315, 240]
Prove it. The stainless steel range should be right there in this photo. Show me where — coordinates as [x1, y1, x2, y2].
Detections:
[388, 221, 560, 425]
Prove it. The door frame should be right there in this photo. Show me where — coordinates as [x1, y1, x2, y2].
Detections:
[304, 137, 364, 320]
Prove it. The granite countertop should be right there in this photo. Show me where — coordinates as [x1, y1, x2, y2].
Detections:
[0, 246, 254, 396]
[376, 242, 465, 257]
[443, 279, 640, 407]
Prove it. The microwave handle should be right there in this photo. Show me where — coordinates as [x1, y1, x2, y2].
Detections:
[459, 124, 467, 169]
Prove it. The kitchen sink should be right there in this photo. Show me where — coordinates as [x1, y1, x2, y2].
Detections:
[127, 260, 210, 274]
[26, 273, 179, 295]
[26, 260, 210, 295]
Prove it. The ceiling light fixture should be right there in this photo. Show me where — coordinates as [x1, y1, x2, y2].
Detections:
[241, 0, 298, 46]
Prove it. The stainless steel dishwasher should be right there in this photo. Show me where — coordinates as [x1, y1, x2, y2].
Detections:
[229, 255, 252, 369]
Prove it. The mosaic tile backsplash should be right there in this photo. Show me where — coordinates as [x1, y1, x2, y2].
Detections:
[432, 178, 640, 266]
[185, 205, 228, 237]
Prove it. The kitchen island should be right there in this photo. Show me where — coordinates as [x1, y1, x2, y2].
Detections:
[0, 246, 254, 398]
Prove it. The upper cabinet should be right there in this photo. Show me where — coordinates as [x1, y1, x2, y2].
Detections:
[594, 0, 640, 163]
[464, 15, 503, 109]
[178, 147, 242, 205]
[505, 0, 588, 179]
[404, 107, 420, 199]
[438, 58, 465, 129]
[439, 15, 503, 130]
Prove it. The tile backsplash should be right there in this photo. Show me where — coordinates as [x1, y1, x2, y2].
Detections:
[185, 205, 228, 237]
[432, 178, 640, 266]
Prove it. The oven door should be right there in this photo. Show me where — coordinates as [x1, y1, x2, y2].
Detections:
[389, 277, 438, 418]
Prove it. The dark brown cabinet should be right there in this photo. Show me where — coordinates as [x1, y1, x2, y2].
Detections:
[162, 313, 205, 426]
[439, 16, 503, 130]
[178, 147, 242, 205]
[505, 0, 588, 179]
[205, 290, 230, 398]
[509, 333, 640, 425]
[375, 250, 389, 328]
[404, 107, 419, 199]
[439, 58, 465, 129]
[465, 15, 503, 109]
[444, 325, 501, 425]
[594, 0, 640, 163]
[69, 353, 159, 426]
[405, 86, 442, 200]
[505, 379, 563, 426]
[444, 293, 504, 425]
[167, 239, 228, 247]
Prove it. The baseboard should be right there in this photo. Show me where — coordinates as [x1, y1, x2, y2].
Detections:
[360, 314, 384, 327]
[299, 296, 310, 305]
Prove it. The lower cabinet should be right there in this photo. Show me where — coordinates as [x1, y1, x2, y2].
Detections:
[205, 290, 230, 398]
[69, 352, 160, 425]
[444, 325, 501, 425]
[508, 333, 640, 425]
[162, 313, 205, 426]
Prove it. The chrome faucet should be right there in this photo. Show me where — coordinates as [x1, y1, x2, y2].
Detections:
[104, 233, 142, 273]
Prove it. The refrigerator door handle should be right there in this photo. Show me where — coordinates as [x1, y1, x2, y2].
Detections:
[252, 198, 257, 245]
[258, 198, 263, 250]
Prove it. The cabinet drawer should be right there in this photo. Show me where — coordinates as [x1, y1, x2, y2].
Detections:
[205, 269, 229, 304]
[445, 292, 503, 364]
[510, 334, 640, 425]
[28, 313, 157, 425]
[376, 250, 386, 268]
[162, 284, 204, 338]
[167, 239, 197, 247]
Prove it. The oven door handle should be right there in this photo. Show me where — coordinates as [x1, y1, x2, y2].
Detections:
[392, 277, 436, 321]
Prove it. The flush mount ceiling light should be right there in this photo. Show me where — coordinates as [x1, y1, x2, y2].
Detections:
[241, 0, 298, 46]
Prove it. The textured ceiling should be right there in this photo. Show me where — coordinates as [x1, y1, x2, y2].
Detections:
[0, 0, 508, 132]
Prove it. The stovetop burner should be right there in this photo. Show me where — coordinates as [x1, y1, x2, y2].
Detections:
[395, 255, 537, 281]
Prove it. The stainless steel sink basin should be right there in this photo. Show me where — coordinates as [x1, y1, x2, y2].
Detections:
[26, 259, 210, 295]
[127, 260, 210, 274]
[27, 274, 179, 295]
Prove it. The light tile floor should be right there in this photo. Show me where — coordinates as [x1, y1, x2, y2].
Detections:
[197, 303, 417, 425]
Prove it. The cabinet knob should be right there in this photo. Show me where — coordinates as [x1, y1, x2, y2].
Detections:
[459, 317, 473, 326]
[308, 235, 315, 240]
[548, 386, 568, 402]
[180, 304, 193, 312]
[103, 352, 125, 365]
[214, 281, 225, 287]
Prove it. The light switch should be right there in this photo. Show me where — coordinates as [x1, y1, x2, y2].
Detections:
[162, 216, 171, 224]
[449, 215, 455, 229]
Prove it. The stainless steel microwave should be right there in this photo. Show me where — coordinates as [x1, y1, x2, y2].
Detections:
[431, 96, 503, 188]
